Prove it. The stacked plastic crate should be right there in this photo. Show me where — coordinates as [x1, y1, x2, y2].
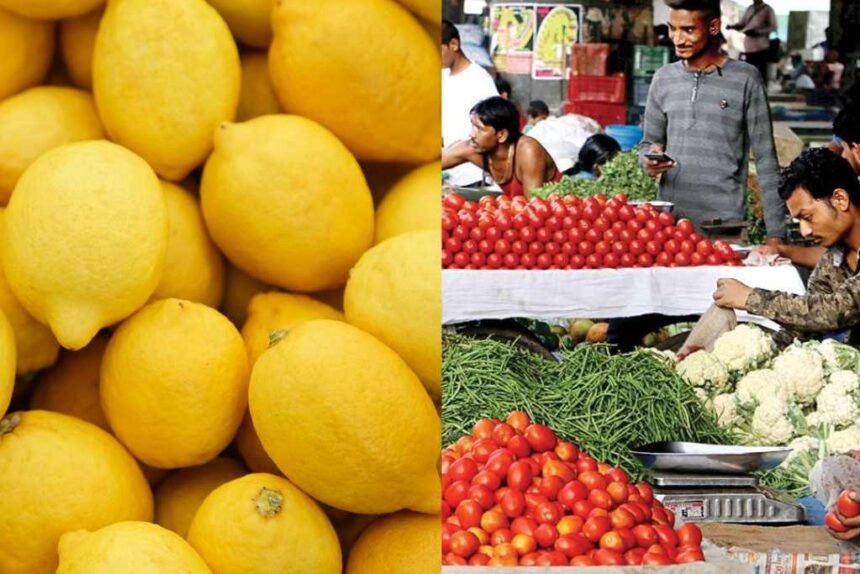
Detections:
[563, 43, 626, 128]
[629, 45, 670, 126]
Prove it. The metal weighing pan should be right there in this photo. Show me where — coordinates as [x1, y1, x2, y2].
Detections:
[629, 200, 675, 213]
[631, 441, 791, 474]
[449, 187, 502, 202]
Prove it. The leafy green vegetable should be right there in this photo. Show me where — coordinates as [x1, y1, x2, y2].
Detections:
[532, 150, 658, 202]
[441, 333, 733, 479]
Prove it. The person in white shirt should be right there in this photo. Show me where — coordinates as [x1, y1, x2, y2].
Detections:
[726, 0, 777, 82]
[442, 19, 498, 186]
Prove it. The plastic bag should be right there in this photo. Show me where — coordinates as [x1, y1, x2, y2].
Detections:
[810, 454, 860, 509]
[677, 305, 737, 360]
[527, 115, 601, 173]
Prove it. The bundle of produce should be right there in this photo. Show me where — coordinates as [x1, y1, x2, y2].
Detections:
[671, 326, 860, 496]
[442, 333, 732, 476]
[531, 150, 659, 202]
[442, 411, 706, 566]
[442, 191, 743, 269]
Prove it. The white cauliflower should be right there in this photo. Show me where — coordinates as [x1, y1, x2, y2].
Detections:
[694, 387, 709, 403]
[809, 339, 860, 373]
[828, 369, 860, 388]
[826, 425, 860, 454]
[709, 393, 741, 427]
[809, 371, 860, 429]
[676, 350, 729, 391]
[735, 369, 788, 407]
[750, 396, 796, 445]
[712, 324, 776, 374]
[772, 346, 824, 405]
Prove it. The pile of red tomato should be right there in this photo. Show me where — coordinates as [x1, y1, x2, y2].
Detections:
[825, 487, 859, 533]
[441, 192, 744, 270]
[441, 411, 706, 566]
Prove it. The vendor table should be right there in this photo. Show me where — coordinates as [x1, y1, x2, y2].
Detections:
[442, 266, 806, 328]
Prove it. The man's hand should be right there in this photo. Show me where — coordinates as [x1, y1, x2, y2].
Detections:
[643, 144, 676, 177]
[830, 489, 860, 541]
[752, 244, 780, 257]
[713, 278, 753, 310]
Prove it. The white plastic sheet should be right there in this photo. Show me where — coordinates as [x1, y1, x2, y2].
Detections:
[442, 266, 807, 326]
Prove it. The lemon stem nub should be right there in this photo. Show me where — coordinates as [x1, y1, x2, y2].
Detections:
[255, 487, 283, 517]
[268, 329, 289, 348]
[0, 413, 21, 435]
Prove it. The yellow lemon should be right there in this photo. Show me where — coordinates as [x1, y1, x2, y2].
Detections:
[0, 87, 104, 205]
[0, 410, 153, 574]
[0, 8, 54, 100]
[93, 0, 240, 181]
[57, 521, 212, 574]
[394, 0, 439, 22]
[151, 181, 225, 308]
[249, 320, 440, 514]
[236, 51, 281, 121]
[346, 512, 440, 574]
[101, 299, 249, 468]
[187, 473, 341, 573]
[155, 457, 247, 538]
[241, 291, 343, 366]
[234, 411, 281, 475]
[60, 8, 102, 89]
[0, 0, 104, 20]
[0, 212, 58, 374]
[374, 161, 441, 244]
[1, 140, 167, 350]
[206, 0, 273, 48]
[220, 264, 268, 327]
[0, 310, 14, 416]
[29, 334, 110, 431]
[200, 115, 374, 292]
[345, 231, 441, 399]
[269, 0, 439, 163]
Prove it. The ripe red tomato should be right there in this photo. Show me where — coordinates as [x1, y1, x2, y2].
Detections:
[507, 461, 534, 491]
[653, 524, 678, 547]
[589, 489, 614, 510]
[579, 470, 607, 491]
[641, 552, 672, 565]
[826, 511, 850, 532]
[456, 500, 484, 529]
[533, 523, 560, 548]
[583, 205, 600, 222]
[599, 531, 628, 553]
[450, 530, 480, 558]
[499, 488, 526, 519]
[449, 457, 478, 482]
[663, 238, 679, 255]
[535, 501, 563, 525]
[676, 549, 705, 563]
[492, 423, 515, 445]
[838, 489, 860, 518]
[674, 252, 691, 266]
[445, 480, 470, 507]
[609, 507, 636, 530]
[539, 475, 565, 500]
[676, 219, 694, 235]
[624, 548, 646, 565]
[603, 253, 619, 268]
[502, 253, 519, 268]
[555, 533, 591, 558]
[491, 529, 515, 546]
[675, 523, 703, 547]
[444, 193, 466, 210]
[481, 509, 510, 534]
[511, 532, 537, 556]
[679, 239, 695, 255]
[511, 516, 538, 536]
[536, 253, 552, 269]
[520, 253, 536, 269]
[544, 242, 560, 256]
[536, 227, 552, 243]
[582, 516, 611, 542]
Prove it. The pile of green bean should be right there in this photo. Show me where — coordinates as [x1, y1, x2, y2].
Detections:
[442, 333, 734, 479]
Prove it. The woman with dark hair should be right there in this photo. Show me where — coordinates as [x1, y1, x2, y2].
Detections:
[563, 134, 621, 179]
[441, 96, 560, 197]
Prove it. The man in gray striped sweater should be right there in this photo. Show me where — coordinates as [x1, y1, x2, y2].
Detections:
[641, 0, 787, 247]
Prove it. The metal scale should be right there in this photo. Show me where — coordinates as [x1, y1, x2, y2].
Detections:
[631, 442, 806, 525]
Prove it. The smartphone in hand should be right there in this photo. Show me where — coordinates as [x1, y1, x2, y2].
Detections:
[644, 152, 675, 163]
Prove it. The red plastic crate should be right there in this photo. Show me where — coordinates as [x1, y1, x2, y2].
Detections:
[562, 101, 627, 128]
[570, 44, 609, 76]
[568, 73, 626, 104]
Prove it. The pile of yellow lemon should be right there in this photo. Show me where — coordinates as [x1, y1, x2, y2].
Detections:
[0, 0, 441, 572]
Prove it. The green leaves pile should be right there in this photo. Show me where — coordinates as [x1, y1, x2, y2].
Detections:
[532, 150, 658, 202]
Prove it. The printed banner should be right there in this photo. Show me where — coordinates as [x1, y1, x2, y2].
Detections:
[490, 3, 535, 75]
[532, 4, 582, 80]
